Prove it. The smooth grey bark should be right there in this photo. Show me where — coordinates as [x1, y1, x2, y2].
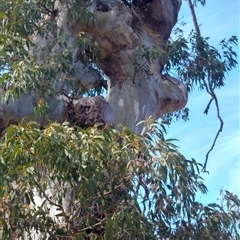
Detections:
[0, 0, 187, 134]
[0, 0, 187, 238]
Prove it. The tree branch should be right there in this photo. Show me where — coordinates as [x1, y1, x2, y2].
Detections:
[203, 97, 214, 114]
[202, 79, 224, 172]
[187, 0, 224, 172]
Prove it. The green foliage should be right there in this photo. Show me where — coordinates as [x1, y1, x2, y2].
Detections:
[160, 31, 238, 92]
[0, 0, 96, 100]
[131, 25, 237, 123]
[192, 0, 206, 7]
[34, 98, 51, 116]
[0, 121, 239, 239]
[0, 0, 239, 239]
[68, 0, 94, 25]
[0, 122, 152, 239]
[75, 32, 100, 64]
[158, 29, 238, 123]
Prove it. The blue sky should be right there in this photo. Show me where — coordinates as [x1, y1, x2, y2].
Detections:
[167, 0, 239, 204]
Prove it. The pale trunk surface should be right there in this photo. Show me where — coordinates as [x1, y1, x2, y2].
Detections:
[0, 0, 187, 134]
[1, 0, 187, 237]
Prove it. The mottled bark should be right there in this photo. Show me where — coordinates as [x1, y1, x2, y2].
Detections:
[0, 0, 187, 237]
[0, 0, 187, 134]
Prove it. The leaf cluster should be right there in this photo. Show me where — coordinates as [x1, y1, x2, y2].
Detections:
[0, 1, 239, 239]
[0, 0, 96, 101]
[0, 121, 239, 239]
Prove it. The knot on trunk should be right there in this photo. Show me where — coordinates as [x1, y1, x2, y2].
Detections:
[64, 96, 114, 128]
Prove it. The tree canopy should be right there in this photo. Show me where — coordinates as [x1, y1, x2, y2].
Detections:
[0, 0, 239, 239]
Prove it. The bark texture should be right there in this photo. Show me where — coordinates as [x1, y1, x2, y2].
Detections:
[0, 0, 187, 237]
[0, 0, 187, 134]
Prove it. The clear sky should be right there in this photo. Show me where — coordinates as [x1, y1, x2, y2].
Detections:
[167, 0, 239, 204]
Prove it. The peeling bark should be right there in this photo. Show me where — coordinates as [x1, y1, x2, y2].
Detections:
[0, 0, 187, 134]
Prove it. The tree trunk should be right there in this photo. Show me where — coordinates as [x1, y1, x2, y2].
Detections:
[0, 0, 187, 134]
[0, 0, 187, 238]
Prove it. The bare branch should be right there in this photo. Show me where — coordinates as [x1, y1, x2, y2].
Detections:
[187, 0, 201, 37]
[203, 97, 214, 114]
[202, 87, 224, 172]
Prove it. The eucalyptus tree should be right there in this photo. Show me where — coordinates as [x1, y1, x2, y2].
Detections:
[0, 0, 239, 239]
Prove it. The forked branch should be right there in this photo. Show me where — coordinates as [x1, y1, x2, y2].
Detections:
[187, 0, 224, 172]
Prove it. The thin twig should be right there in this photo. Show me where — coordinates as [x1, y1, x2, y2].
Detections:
[203, 97, 214, 114]
[34, 180, 71, 224]
[201, 83, 224, 172]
